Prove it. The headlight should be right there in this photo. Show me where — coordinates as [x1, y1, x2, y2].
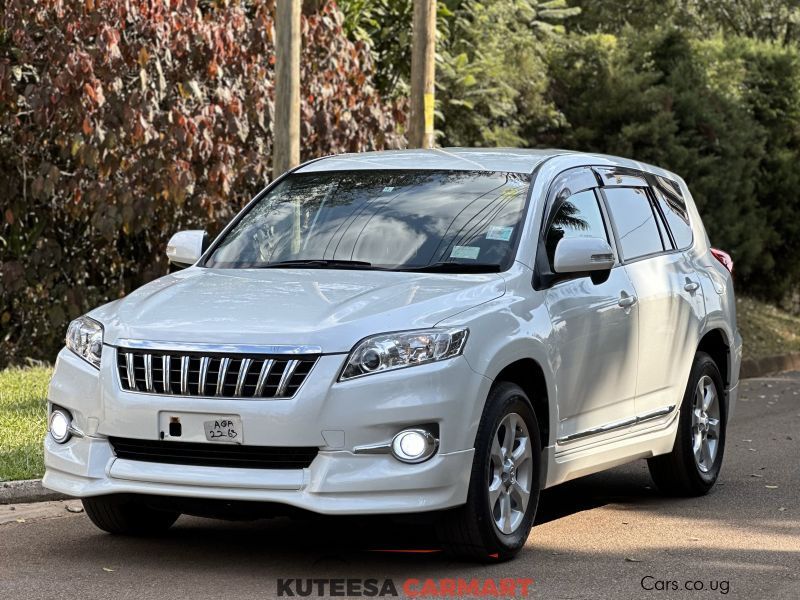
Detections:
[339, 328, 468, 381]
[65, 316, 104, 369]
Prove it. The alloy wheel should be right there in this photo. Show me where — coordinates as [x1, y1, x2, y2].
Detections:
[488, 412, 533, 535]
[692, 375, 721, 473]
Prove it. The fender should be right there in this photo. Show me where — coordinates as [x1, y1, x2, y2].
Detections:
[437, 263, 559, 450]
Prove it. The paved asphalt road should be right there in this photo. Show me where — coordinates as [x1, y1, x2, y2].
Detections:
[1, 373, 798, 600]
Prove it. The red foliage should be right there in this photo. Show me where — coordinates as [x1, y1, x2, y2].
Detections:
[0, 0, 404, 365]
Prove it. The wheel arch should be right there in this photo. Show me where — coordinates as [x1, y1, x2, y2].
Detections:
[697, 328, 731, 390]
[489, 358, 552, 453]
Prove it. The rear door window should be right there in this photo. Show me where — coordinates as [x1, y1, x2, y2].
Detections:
[603, 187, 664, 260]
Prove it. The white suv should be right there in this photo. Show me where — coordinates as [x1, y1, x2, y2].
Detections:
[44, 149, 741, 561]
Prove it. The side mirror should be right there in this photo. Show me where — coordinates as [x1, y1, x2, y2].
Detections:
[166, 230, 208, 268]
[554, 237, 615, 274]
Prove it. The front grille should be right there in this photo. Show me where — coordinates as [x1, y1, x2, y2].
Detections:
[109, 437, 318, 470]
[116, 349, 316, 399]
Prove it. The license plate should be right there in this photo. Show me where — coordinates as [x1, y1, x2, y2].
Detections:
[203, 417, 243, 443]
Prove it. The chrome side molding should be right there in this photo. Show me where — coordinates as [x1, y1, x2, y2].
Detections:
[557, 404, 677, 445]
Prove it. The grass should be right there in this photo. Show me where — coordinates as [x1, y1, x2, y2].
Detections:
[0, 296, 797, 481]
[736, 296, 800, 360]
[0, 366, 51, 482]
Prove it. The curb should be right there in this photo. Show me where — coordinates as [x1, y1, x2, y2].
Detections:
[2, 354, 799, 506]
[740, 352, 800, 379]
[0, 479, 68, 505]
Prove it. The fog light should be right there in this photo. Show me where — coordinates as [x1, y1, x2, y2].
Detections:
[391, 428, 438, 464]
[49, 409, 71, 444]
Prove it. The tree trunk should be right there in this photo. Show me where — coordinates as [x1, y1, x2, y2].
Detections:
[409, 0, 436, 149]
[273, 0, 302, 179]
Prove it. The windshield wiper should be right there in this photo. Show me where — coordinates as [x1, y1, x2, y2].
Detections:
[398, 262, 502, 273]
[256, 259, 501, 273]
[258, 259, 376, 269]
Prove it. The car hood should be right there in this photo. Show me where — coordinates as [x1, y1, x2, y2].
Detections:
[91, 267, 506, 353]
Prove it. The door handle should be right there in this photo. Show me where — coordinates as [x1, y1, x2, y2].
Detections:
[684, 281, 700, 293]
[618, 294, 637, 308]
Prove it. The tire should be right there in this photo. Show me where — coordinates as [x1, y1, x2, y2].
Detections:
[437, 382, 541, 562]
[82, 495, 180, 535]
[647, 351, 727, 496]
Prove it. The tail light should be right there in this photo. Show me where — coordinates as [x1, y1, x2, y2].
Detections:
[711, 248, 733, 274]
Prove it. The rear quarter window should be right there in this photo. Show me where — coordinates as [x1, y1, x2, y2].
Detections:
[653, 188, 693, 249]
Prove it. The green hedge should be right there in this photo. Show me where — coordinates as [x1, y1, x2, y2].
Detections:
[424, 3, 800, 303]
[537, 30, 800, 299]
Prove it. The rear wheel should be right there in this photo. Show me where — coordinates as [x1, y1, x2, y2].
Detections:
[82, 495, 180, 535]
[437, 382, 541, 562]
[647, 351, 726, 496]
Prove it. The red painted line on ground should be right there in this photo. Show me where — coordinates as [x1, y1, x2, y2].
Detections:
[370, 549, 443, 554]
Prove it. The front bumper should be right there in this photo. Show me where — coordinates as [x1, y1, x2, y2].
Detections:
[43, 348, 489, 515]
[43, 436, 474, 514]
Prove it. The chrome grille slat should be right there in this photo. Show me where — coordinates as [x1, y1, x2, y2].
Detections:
[162, 355, 171, 394]
[276, 359, 300, 397]
[217, 357, 231, 397]
[125, 352, 136, 390]
[180, 356, 190, 395]
[198, 356, 210, 396]
[117, 349, 315, 399]
[254, 359, 275, 396]
[143, 354, 154, 392]
[234, 358, 252, 397]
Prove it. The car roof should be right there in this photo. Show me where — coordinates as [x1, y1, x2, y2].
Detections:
[294, 148, 680, 181]
[295, 148, 572, 174]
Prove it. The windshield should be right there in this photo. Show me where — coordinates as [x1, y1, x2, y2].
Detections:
[204, 169, 531, 271]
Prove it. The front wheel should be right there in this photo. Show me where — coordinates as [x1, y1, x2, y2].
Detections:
[647, 351, 727, 496]
[437, 382, 541, 562]
[82, 495, 180, 535]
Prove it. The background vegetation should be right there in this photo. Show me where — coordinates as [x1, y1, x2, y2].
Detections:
[3, 0, 800, 366]
[0, 366, 49, 480]
[0, 0, 402, 365]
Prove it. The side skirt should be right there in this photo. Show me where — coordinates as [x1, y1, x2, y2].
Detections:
[556, 405, 676, 445]
[542, 408, 680, 489]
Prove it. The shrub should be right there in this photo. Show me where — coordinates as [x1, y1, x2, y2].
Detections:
[0, 0, 403, 366]
[539, 28, 800, 296]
